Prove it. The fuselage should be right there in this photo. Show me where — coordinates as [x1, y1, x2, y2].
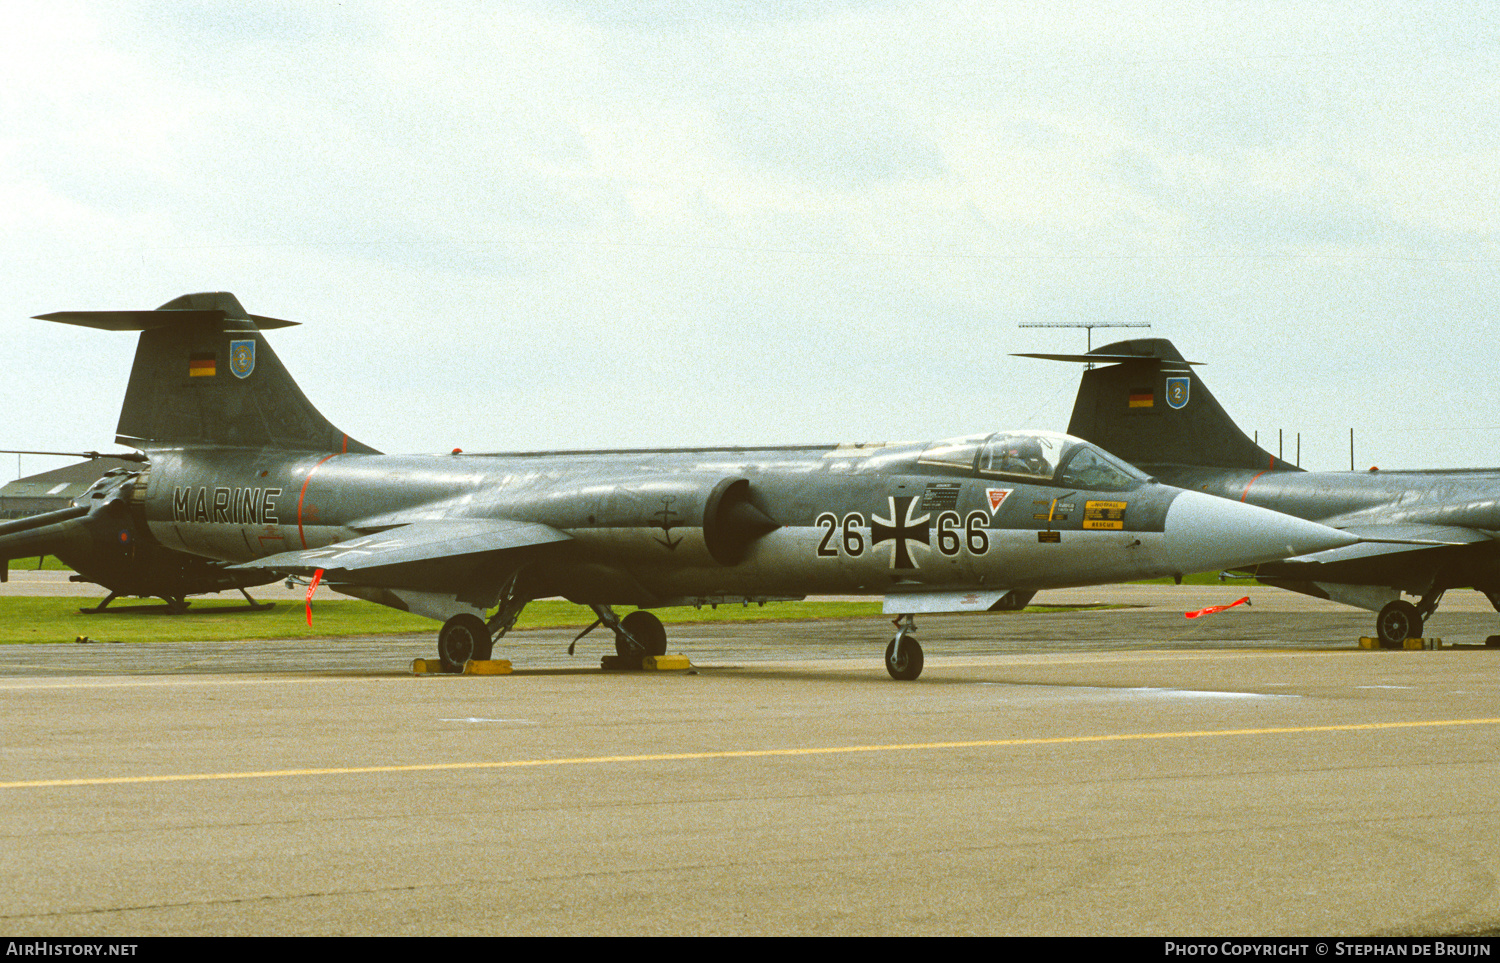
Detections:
[133, 430, 1351, 609]
[1155, 466, 1500, 530]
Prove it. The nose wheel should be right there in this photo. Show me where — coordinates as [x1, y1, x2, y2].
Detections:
[885, 614, 924, 680]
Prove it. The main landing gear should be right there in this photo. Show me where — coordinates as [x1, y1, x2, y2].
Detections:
[885, 613, 924, 681]
[1375, 590, 1444, 649]
[435, 578, 533, 672]
[437, 613, 495, 672]
[436, 603, 672, 673]
[615, 610, 667, 657]
[569, 605, 667, 660]
[436, 602, 930, 680]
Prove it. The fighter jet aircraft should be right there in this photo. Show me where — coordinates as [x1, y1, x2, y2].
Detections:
[11, 294, 1356, 678]
[1022, 338, 1500, 647]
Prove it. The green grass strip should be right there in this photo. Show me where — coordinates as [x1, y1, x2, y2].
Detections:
[0, 597, 888, 645]
[5, 556, 72, 571]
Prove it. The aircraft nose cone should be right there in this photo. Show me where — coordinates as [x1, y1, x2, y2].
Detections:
[1163, 489, 1358, 572]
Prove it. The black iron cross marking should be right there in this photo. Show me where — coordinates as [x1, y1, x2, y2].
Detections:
[871, 495, 931, 569]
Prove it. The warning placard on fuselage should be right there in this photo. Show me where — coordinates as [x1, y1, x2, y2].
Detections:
[1083, 500, 1127, 530]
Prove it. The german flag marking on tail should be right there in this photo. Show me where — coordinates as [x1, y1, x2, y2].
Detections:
[189, 352, 216, 377]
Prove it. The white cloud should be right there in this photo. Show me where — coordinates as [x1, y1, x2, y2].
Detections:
[5, 0, 1500, 484]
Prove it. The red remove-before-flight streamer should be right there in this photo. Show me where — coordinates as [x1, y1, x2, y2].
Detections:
[1185, 596, 1250, 619]
[305, 568, 325, 627]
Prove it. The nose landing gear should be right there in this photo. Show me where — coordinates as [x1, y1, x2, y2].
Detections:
[885, 613, 924, 680]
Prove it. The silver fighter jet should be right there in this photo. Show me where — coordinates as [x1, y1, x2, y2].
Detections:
[16, 294, 1356, 678]
[1025, 338, 1500, 648]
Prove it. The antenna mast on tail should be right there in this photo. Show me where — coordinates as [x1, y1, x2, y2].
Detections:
[1017, 322, 1152, 369]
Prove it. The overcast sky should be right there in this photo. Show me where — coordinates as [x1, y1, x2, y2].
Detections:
[4, 0, 1498, 484]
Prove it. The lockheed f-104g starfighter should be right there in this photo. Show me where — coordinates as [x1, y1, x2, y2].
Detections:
[9, 294, 1356, 678]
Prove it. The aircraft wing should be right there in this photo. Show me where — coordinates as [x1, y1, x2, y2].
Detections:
[1281, 522, 1492, 565]
[233, 519, 571, 578]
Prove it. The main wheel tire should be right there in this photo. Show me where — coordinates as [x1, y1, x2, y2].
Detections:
[884, 636, 924, 681]
[1376, 600, 1422, 649]
[438, 613, 492, 672]
[617, 610, 667, 657]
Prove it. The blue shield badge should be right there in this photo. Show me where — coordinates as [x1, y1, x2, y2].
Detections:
[1165, 376, 1189, 410]
[229, 339, 256, 380]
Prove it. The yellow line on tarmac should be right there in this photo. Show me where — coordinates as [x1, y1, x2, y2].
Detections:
[5, 717, 1499, 791]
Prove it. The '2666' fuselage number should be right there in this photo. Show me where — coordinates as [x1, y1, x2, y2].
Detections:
[816, 510, 990, 562]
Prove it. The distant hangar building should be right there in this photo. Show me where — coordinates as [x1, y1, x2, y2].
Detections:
[0, 458, 129, 522]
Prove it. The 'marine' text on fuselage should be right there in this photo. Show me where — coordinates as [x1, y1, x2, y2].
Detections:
[171, 486, 282, 525]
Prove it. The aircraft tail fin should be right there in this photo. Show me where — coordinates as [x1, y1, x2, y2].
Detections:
[37, 292, 379, 454]
[1016, 338, 1297, 472]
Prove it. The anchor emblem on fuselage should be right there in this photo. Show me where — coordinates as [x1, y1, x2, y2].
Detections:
[653, 497, 683, 551]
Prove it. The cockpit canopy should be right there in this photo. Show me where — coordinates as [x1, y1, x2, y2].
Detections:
[917, 430, 1148, 491]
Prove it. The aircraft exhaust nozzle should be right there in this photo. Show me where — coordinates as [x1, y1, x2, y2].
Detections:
[1162, 490, 1357, 573]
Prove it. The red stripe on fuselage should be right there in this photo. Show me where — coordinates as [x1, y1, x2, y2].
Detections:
[1240, 470, 1270, 502]
[297, 454, 340, 549]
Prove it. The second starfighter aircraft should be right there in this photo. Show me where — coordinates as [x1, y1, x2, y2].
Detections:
[11, 294, 1356, 678]
[1026, 338, 1500, 647]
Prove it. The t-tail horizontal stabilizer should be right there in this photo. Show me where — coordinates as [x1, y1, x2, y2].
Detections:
[1016, 338, 1296, 473]
[34, 292, 379, 455]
